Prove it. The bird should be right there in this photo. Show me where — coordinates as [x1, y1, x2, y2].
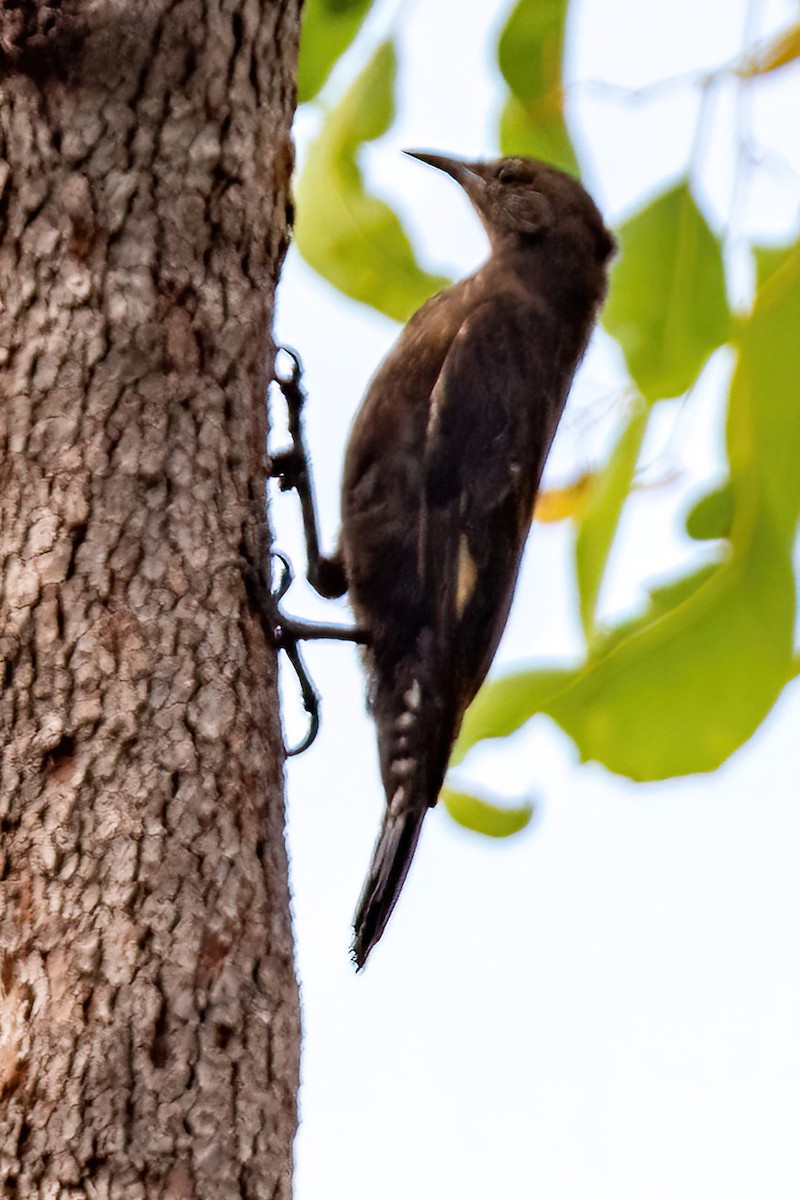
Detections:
[323, 152, 614, 968]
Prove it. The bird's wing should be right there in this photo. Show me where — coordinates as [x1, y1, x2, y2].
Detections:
[372, 296, 557, 812]
[420, 296, 556, 715]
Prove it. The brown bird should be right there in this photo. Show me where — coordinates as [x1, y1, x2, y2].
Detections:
[320, 153, 613, 967]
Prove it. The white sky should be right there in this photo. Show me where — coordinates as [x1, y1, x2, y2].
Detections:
[275, 1, 800, 1196]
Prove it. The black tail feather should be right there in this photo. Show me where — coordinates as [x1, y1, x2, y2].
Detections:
[351, 801, 428, 969]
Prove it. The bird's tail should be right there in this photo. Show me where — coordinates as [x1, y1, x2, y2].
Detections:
[351, 797, 428, 970]
[352, 647, 456, 969]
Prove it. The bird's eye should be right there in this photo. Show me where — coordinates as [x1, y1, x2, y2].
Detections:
[497, 162, 530, 186]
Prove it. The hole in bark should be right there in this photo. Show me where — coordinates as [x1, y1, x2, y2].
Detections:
[150, 995, 168, 1068]
[43, 734, 75, 773]
[17, 1119, 31, 1155]
[183, 47, 197, 81]
[215, 1024, 233, 1050]
[265, 1024, 273, 1078]
[231, 12, 244, 57]
[65, 522, 88, 580]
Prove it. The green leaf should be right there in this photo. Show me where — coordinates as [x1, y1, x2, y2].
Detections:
[440, 787, 534, 838]
[584, 562, 721, 659]
[297, 0, 376, 104]
[498, 0, 568, 101]
[547, 524, 793, 779]
[550, 244, 800, 778]
[729, 243, 800, 544]
[753, 240, 799, 290]
[294, 41, 451, 323]
[603, 182, 730, 401]
[685, 482, 734, 540]
[499, 95, 578, 176]
[453, 564, 717, 773]
[575, 398, 649, 639]
[456, 244, 800, 782]
[451, 668, 574, 767]
[497, 0, 578, 174]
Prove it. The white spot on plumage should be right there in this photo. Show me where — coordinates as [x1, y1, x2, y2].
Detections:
[395, 711, 415, 731]
[404, 680, 422, 712]
[427, 378, 446, 439]
[455, 534, 477, 617]
[389, 787, 406, 815]
[391, 757, 416, 780]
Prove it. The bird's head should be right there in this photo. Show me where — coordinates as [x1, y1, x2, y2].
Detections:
[404, 151, 615, 265]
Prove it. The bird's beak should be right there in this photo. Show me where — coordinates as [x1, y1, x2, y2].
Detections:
[403, 151, 486, 206]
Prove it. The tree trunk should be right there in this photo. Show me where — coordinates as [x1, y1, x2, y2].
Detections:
[0, 0, 301, 1194]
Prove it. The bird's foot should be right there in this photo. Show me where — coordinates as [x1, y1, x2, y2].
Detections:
[269, 551, 367, 756]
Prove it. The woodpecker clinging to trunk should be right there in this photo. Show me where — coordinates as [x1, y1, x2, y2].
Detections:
[280, 152, 614, 968]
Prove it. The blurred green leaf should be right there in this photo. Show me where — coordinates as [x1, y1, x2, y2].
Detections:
[498, 0, 568, 99]
[582, 562, 721, 660]
[575, 398, 649, 639]
[456, 244, 800, 783]
[294, 40, 451, 322]
[459, 530, 790, 782]
[441, 787, 534, 838]
[685, 482, 734, 541]
[603, 183, 730, 401]
[497, 0, 578, 174]
[499, 96, 578, 175]
[753, 239, 799, 289]
[297, 0, 376, 103]
[452, 668, 574, 767]
[453, 562, 716, 775]
[728, 245, 800, 543]
[548, 524, 793, 779]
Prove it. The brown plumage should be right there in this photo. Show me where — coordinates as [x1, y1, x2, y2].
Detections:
[330, 153, 614, 968]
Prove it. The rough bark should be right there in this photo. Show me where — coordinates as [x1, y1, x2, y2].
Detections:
[0, 0, 301, 1195]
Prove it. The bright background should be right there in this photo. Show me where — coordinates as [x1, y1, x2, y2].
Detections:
[273, 1, 800, 1196]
